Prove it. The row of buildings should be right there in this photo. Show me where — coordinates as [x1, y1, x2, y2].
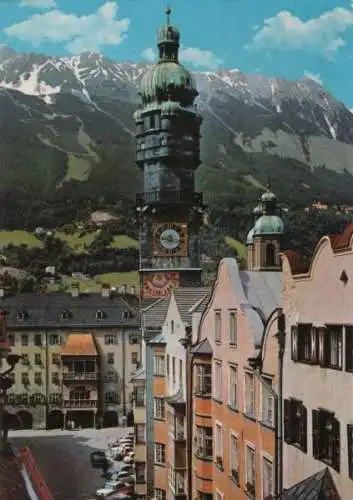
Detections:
[131, 189, 353, 500]
[0, 284, 142, 430]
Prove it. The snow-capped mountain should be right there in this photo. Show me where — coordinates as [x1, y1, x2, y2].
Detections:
[1, 45, 353, 206]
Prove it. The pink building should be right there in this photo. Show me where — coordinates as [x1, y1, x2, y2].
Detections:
[281, 223, 353, 498]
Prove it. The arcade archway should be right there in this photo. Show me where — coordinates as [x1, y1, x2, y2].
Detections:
[103, 410, 118, 428]
[47, 410, 64, 430]
[17, 411, 33, 429]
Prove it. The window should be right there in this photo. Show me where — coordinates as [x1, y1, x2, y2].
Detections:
[230, 434, 239, 483]
[262, 457, 273, 499]
[325, 326, 343, 369]
[347, 424, 353, 479]
[215, 422, 223, 468]
[245, 445, 256, 497]
[284, 398, 307, 452]
[229, 311, 237, 345]
[215, 310, 221, 342]
[49, 334, 61, 345]
[129, 332, 140, 344]
[61, 309, 70, 319]
[22, 354, 30, 366]
[8, 334, 14, 346]
[262, 377, 274, 427]
[172, 356, 176, 384]
[312, 408, 340, 471]
[96, 310, 105, 320]
[107, 352, 114, 365]
[34, 372, 42, 385]
[104, 334, 115, 345]
[179, 359, 183, 386]
[34, 334, 42, 346]
[134, 387, 145, 406]
[154, 488, 166, 500]
[52, 353, 60, 365]
[52, 372, 59, 384]
[228, 365, 237, 410]
[154, 355, 165, 376]
[135, 424, 146, 444]
[21, 334, 28, 346]
[266, 243, 276, 266]
[154, 398, 165, 420]
[105, 392, 118, 403]
[197, 494, 213, 500]
[171, 320, 174, 334]
[131, 352, 138, 365]
[34, 353, 42, 366]
[195, 426, 212, 459]
[166, 354, 170, 377]
[21, 372, 29, 385]
[345, 326, 353, 372]
[195, 364, 212, 396]
[296, 324, 313, 363]
[244, 372, 255, 418]
[214, 361, 222, 401]
[154, 443, 166, 465]
[135, 462, 145, 483]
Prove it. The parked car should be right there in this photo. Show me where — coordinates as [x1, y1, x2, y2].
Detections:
[96, 480, 122, 497]
[123, 455, 134, 465]
[102, 463, 133, 480]
[115, 470, 134, 481]
[90, 450, 109, 470]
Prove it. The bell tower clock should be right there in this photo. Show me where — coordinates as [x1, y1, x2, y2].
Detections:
[134, 8, 205, 301]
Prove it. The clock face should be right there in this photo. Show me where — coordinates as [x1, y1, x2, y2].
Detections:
[153, 223, 188, 256]
[160, 228, 180, 249]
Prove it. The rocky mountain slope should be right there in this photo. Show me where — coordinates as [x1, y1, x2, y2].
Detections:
[1, 45, 353, 213]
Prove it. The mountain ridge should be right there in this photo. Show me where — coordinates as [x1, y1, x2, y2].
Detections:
[0, 45, 353, 227]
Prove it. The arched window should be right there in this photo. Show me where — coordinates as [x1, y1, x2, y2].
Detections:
[266, 243, 276, 266]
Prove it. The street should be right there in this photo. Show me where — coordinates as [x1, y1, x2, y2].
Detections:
[9, 427, 131, 500]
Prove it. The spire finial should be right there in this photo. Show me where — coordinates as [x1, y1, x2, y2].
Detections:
[165, 5, 172, 25]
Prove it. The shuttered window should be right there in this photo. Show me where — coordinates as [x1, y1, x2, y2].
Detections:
[284, 398, 307, 452]
[312, 408, 340, 472]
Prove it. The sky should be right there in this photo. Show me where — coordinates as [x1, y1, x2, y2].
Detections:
[1, 0, 353, 106]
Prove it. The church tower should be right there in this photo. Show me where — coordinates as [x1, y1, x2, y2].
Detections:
[134, 8, 204, 301]
[246, 188, 284, 271]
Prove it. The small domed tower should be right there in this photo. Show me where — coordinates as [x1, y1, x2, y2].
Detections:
[246, 202, 262, 270]
[247, 188, 284, 271]
[135, 8, 204, 300]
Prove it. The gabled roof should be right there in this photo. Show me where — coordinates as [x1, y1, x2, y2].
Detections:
[142, 298, 169, 330]
[2, 292, 139, 329]
[191, 337, 213, 356]
[173, 287, 210, 325]
[213, 258, 282, 347]
[61, 333, 97, 356]
[282, 467, 340, 499]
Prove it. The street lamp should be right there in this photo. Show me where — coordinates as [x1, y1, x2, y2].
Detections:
[0, 353, 22, 454]
[248, 308, 286, 499]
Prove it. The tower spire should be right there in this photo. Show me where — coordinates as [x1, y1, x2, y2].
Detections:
[165, 5, 171, 25]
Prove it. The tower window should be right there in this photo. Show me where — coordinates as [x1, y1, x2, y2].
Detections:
[266, 243, 276, 266]
[150, 115, 156, 129]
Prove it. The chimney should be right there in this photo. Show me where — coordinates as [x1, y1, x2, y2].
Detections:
[71, 283, 80, 298]
[101, 284, 110, 298]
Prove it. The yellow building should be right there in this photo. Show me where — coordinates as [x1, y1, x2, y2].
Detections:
[3, 285, 141, 429]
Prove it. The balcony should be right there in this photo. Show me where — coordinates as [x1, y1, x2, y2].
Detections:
[63, 372, 97, 382]
[136, 190, 203, 207]
[63, 399, 97, 409]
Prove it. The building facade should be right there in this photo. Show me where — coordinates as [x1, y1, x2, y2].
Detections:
[192, 257, 281, 500]
[282, 222, 353, 497]
[3, 286, 141, 429]
[150, 288, 209, 500]
[134, 7, 205, 301]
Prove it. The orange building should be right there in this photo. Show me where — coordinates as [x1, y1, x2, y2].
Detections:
[191, 187, 285, 500]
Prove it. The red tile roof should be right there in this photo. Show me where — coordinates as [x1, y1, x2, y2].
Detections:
[61, 334, 97, 356]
